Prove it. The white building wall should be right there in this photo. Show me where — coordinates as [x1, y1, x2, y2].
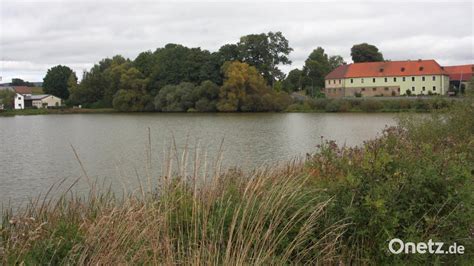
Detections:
[342, 74, 450, 95]
[41, 95, 62, 107]
[14, 93, 25, 109]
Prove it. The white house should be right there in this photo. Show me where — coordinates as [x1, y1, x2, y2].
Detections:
[14, 93, 28, 109]
[29, 94, 62, 108]
[15, 94, 63, 109]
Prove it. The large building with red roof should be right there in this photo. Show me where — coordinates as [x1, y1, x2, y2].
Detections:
[323, 59, 451, 98]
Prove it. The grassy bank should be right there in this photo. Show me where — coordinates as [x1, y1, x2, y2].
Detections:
[286, 96, 462, 113]
[1, 99, 473, 264]
[0, 108, 117, 117]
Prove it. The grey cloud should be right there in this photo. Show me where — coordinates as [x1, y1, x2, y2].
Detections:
[0, 1, 472, 83]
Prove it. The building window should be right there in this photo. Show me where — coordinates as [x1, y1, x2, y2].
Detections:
[394, 77, 397, 82]
[397, 88, 400, 92]
[361, 88, 366, 91]
[351, 79, 353, 83]
[18, 97, 21, 100]
[339, 79, 341, 84]
[384, 87, 389, 91]
[403, 77, 406, 82]
[432, 76, 436, 81]
[373, 87, 377, 91]
[412, 87, 415, 91]
[422, 86, 425, 91]
[422, 76, 425, 81]
[401, 67, 405, 72]
[433, 86, 436, 91]
[384, 77, 388, 82]
[373, 78, 376, 83]
[361, 78, 364, 83]
[412, 77, 415, 81]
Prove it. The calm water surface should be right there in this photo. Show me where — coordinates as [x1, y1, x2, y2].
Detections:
[0, 113, 401, 207]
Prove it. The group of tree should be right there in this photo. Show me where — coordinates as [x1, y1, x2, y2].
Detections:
[10, 78, 35, 87]
[281, 43, 384, 95]
[40, 32, 386, 112]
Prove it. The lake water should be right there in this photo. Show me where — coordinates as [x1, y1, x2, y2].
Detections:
[0, 113, 401, 208]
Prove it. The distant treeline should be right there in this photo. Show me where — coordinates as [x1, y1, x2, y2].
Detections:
[39, 32, 390, 111]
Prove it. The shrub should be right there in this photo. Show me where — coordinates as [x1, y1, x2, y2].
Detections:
[360, 100, 383, 112]
[307, 100, 474, 264]
[325, 99, 351, 112]
[414, 99, 431, 111]
[306, 98, 328, 111]
[286, 102, 312, 112]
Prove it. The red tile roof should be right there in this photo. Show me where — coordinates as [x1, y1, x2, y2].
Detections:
[326, 60, 449, 79]
[442, 64, 473, 81]
[14, 86, 33, 95]
[325, 64, 350, 79]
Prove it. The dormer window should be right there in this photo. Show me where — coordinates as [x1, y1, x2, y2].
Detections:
[419, 66, 424, 71]
[401, 67, 405, 72]
[379, 68, 384, 73]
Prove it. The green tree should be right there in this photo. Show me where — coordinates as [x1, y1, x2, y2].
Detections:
[154, 82, 196, 112]
[193, 80, 220, 112]
[43, 65, 76, 99]
[11, 78, 34, 87]
[69, 56, 131, 107]
[112, 67, 153, 111]
[237, 31, 292, 87]
[350, 43, 384, 63]
[150, 44, 221, 89]
[217, 44, 241, 64]
[282, 68, 303, 92]
[65, 74, 78, 106]
[134, 50, 155, 77]
[103, 56, 131, 105]
[302, 47, 331, 95]
[0, 89, 15, 109]
[217, 61, 287, 112]
[328, 55, 346, 70]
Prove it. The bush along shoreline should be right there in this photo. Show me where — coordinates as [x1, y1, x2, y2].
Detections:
[0, 97, 464, 116]
[1, 99, 473, 264]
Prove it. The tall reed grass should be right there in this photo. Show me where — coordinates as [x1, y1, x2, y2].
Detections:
[1, 97, 473, 264]
[1, 141, 345, 264]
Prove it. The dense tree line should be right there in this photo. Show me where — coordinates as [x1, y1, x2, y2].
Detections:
[40, 32, 385, 112]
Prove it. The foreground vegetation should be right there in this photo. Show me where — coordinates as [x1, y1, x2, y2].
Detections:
[1, 99, 473, 264]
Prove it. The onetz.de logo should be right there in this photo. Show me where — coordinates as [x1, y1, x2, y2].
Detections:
[388, 238, 465, 255]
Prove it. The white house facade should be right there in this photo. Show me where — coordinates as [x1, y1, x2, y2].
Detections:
[14, 93, 27, 109]
[14, 93, 62, 109]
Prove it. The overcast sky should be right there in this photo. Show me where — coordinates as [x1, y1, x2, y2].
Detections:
[1, 0, 473, 83]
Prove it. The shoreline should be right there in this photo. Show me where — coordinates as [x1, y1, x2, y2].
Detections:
[0, 108, 431, 117]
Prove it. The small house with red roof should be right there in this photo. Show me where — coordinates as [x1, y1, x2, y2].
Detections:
[442, 64, 473, 91]
[14, 86, 62, 109]
[323, 59, 450, 98]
